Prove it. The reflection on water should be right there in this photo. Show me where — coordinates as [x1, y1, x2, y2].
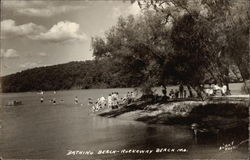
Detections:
[0, 88, 248, 159]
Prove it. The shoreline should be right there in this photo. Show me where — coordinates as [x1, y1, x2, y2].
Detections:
[98, 96, 249, 132]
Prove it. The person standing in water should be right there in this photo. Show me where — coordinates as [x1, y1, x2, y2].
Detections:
[40, 97, 44, 103]
[75, 96, 79, 104]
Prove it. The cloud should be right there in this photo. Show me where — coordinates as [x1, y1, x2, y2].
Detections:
[38, 52, 47, 57]
[20, 62, 39, 69]
[1, 19, 46, 38]
[1, 19, 87, 43]
[3, 1, 85, 17]
[18, 5, 85, 18]
[32, 21, 88, 43]
[111, 3, 141, 20]
[2, 1, 46, 8]
[127, 2, 141, 16]
[0, 49, 19, 59]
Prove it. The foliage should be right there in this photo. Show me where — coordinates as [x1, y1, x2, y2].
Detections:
[131, 0, 249, 97]
[0, 59, 144, 93]
[91, 12, 174, 95]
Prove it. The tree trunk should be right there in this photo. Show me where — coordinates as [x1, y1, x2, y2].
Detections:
[236, 61, 250, 81]
[191, 84, 207, 101]
[160, 60, 168, 96]
[244, 79, 250, 94]
[187, 85, 194, 98]
[231, 66, 242, 81]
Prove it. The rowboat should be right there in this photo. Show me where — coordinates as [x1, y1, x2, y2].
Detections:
[6, 100, 23, 106]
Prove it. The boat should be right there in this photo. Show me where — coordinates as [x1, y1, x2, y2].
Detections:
[6, 100, 23, 106]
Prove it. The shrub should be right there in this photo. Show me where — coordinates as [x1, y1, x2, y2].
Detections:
[241, 80, 250, 94]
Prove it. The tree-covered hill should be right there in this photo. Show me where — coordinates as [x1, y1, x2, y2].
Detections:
[0, 59, 144, 93]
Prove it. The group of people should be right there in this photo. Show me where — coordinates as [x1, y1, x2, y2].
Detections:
[39, 90, 80, 105]
[38, 90, 138, 110]
[161, 82, 229, 100]
[89, 91, 137, 112]
[162, 84, 187, 99]
[168, 88, 187, 99]
[204, 83, 229, 96]
[39, 90, 58, 104]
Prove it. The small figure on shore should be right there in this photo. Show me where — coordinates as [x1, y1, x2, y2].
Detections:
[116, 92, 119, 101]
[179, 83, 184, 98]
[131, 91, 137, 101]
[112, 92, 119, 108]
[99, 96, 106, 108]
[40, 97, 44, 103]
[107, 94, 112, 108]
[169, 89, 174, 99]
[184, 90, 187, 98]
[127, 92, 131, 98]
[92, 102, 99, 112]
[221, 84, 227, 96]
[175, 89, 179, 98]
[161, 85, 167, 97]
[126, 92, 132, 104]
[54, 90, 57, 94]
[204, 84, 214, 96]
[75, 96, 79, 104]
[213, 83, 220, 95]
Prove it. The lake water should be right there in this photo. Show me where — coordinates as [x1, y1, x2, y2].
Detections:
[0, 84, 248, 159]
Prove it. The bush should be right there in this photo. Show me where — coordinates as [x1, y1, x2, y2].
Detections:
[241, 80, 250, 94]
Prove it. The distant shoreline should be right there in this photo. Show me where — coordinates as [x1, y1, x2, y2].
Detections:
[0, 82, 245, 94]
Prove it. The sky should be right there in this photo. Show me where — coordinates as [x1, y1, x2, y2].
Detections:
[0, 0, 141, 76]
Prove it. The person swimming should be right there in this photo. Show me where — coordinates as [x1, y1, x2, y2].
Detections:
[53, 98, 56, 104]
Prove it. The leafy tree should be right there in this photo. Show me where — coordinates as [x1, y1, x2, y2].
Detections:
[91, 12, 174, 95]
[134, 0, 249, 97]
